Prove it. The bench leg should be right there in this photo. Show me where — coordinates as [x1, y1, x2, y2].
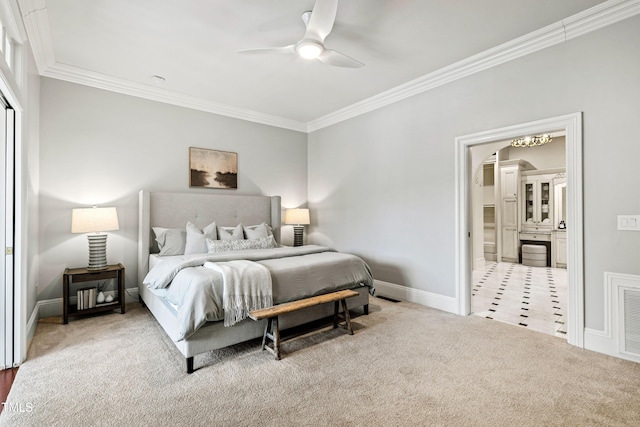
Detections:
[272, 317, 281, 360]
[262, 316, 282, 360]
[333, 299, 354, 335]
[261, 318, 271, 351]
[341, 299, 354, 335]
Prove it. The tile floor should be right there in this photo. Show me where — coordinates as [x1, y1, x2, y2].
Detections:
[471, 261, 567, 338]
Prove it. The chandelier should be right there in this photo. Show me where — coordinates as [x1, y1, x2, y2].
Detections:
[511, 134, 553, 148]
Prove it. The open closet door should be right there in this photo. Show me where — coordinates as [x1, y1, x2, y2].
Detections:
[0, 96, 14, 370]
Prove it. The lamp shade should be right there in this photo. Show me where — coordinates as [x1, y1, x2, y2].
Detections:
[284, 208, 310, 225]
[71, 207, 120, 233]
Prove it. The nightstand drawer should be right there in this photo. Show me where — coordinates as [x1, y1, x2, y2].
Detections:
[65, 269, 118, 282]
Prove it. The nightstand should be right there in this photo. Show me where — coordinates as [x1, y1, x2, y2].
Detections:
[63, 263, 125, 324]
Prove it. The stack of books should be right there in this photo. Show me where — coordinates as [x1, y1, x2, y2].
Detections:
[76, 287, 97, 310]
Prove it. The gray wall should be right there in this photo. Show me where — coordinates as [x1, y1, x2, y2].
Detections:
[308, 16, 640, 331]
[25, 44, 40, 318]
[38, 79, 307, 301]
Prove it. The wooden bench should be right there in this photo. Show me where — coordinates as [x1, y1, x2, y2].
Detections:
[249, 289, 359, 360]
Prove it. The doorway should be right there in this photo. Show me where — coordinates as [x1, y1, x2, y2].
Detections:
[455, 113, 584, 348]
[470, 137, 567, 338]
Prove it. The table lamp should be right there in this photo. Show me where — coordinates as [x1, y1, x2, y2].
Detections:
[284, 208, 310, 247]
[71, 206, 119, 270]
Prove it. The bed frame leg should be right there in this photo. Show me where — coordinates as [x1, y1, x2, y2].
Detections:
[138, 295, 146, 307]
[186, 357, 194, 374]
[363, 304, 369, 315]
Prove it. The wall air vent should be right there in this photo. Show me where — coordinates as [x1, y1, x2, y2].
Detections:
[621, 288, 640, 357]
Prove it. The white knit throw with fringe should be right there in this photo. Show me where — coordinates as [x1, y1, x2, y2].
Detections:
[204, 260, 273, 326]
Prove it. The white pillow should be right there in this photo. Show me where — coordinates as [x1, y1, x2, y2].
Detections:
[243, 223, 270, 240]
[152, 227, 186, 256]
[185, 221, 217, 254]
[206, 235, 277, 253]
[217, 224, 244, 240]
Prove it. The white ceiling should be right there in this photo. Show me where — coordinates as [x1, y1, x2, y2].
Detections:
[18, 0, 630, 132]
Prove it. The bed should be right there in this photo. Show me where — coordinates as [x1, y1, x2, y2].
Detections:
[137, 191, 373, 373]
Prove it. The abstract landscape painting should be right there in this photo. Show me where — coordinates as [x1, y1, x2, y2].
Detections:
[189, 147, 238, 189]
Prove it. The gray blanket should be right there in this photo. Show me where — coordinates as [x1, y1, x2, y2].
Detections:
[142, 245, 374, 340]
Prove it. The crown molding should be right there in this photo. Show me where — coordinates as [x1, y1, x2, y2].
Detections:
[42, 62, 308, 132]
[2, 0, 28, 42]
[563, 0, 640, 40]
[307, 0, 640, 132]
[16, 0, 640, 134]
[307, 22, 566, 132]
[17, 0, 55, 74]
[17, 0, 307, 133]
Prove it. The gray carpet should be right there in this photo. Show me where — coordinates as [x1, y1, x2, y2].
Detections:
[1, 297, 639, 426]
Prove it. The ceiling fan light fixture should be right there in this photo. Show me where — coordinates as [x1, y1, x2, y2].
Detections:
[296, 40, 323, 59]
[239, 0, 363, 68]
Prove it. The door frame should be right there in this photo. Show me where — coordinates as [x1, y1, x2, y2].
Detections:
[0, 0, 27, 369]
[1, 101, 12, 370]
[454, 112, 584, 347]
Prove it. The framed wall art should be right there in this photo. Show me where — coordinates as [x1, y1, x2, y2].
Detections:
[189, 147, 238, 189]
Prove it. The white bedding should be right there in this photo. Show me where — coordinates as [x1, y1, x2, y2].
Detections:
[149, 254, 163, 271]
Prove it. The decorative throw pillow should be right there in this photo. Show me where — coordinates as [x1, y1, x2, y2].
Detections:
[184, 221, 217, 254]
[206, 235, 277, 253]
[217, 224, 244, 240]
[243, 223, 270, 240]
[152, 227, 186, 256]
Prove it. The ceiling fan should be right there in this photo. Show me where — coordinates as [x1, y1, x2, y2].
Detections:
[239, 0, 364, 68]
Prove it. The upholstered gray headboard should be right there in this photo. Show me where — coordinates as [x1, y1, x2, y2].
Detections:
[137, 190, 281, 285]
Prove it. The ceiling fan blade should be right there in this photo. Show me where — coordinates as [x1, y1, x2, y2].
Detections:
[304, 0, 338, 43]
[318, 49, 364, 68]
[238, 45, 295, 55]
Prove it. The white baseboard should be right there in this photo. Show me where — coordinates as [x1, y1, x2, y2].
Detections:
[374, 279, 458, 314]
[26, 303, 39, 355]
[37, 297, 63, 319]
[581, 272, 640, 364]
[124, 287, 139, 302]
[584, 327, 640, 364]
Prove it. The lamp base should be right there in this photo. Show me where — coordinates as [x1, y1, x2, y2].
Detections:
[292, 226, 304, 247]
[87, 234, 109, 270]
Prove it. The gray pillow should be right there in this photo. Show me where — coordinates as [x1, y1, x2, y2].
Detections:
[152, 227, 186, 256]
[185, 221, 217, 254]
[243, 223, 270, 240]
[217, 224, 244, 240]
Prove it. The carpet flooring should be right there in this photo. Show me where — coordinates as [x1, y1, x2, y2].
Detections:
[1, 297, 639, 426]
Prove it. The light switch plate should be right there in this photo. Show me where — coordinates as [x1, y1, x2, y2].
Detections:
[617, 215, 640, 231]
